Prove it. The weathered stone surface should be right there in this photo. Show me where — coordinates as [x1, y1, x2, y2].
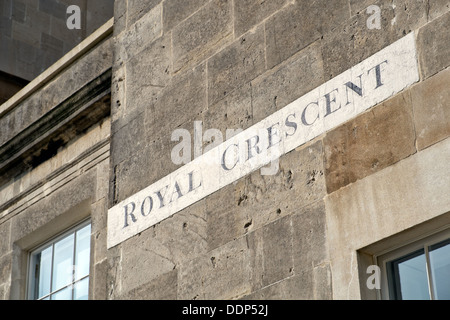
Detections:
[292, 201, 328, 271]
[323, 91, 416, 193]
[349, 0, 377, 14]
[0, 284, 7, 300]
[125, 34, 171, 120]
[429, 0, 450, 20]
[115, 4, 162, 64]
[350, 0, 428, 28]
[0, 254, 11, 285]
[91, 259, 108, 300]
[251, 42, 324, 123]
[234, 140, 326, 235]
[243, 273, 314, 300]
[178, 235, 252, 299]
[265, 0, 349, 69]
[172, 0, 232, 72]
[122, 269, 178, 300]
[163, 0, 209, 32]
[113, 138, 176, 204]
[320, 5, 397, 80]
[201, 83, 253, 150]
[207, 25, 266, 107]
[249, 215, 294, 289]
[10, 169, 96, 243]
[0, 220, 11, 257]
[118, 198, 207, 294]
[110, 112, 146, 165]
[205, 183, 242, 252]
[234, 0, 289, 37]
[113, 0, 127, 35]
[322, 0, 429, 80]
[411, 68, 450, 151]
[417, 11, 450, 79]
[146, 63, 207, 142]
[127, 0, 161, 26]
[325, 138, 450, 299]
[312, 263, 333, 299]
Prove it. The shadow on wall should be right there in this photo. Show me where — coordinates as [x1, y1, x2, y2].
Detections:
[0, 0, 114, 102]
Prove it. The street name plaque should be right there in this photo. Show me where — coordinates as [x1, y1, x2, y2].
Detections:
[107, 33, 419, 248]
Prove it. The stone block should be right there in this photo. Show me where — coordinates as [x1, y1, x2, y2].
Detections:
[91, 259, 108, 300]
[0, 254, 11, 284]
[417, 11, 450, 79]
[243, 272, 314, 300]
[125, 34, 171, 122]
[122, 269, 178, 300]
[172, 0, 232, 72]
[234, 0, 288, 37]
[323, 91, 416, 194]
[320, 4, 396, 80]
[251, 42, 324, 123]
[115, 4, 162, 64]
[86, 0, 115, 35]
[10, 169, 96, 244]
[325, 138, 450, 298]
[119, 233, 177, 294]
[0, 17, 12, 38]
[0, 220, 11, 257]
[113, 138, 174, 204]
[201, 83, 253, 145]
[351, 0, 428, 27]
[146, 63, 207, 142]
[265, 0, 349, 69]
[38, 0, 66, 20]
[207, 25, 266, 107]
[256, 215, 294, 288]
[322, 0, 428, 80]
[110, 112, 146, 165]
[205, 183, 243, 251]
[0, 284, 7, 300]
[11, 21, 40, 48]
[292, 201, 328, 271]
[411, 68, 450, 151]
[234, 140, 326, 234]
[178, 235, 252, 299]
[26, 6, 51, 35]
[163, 0, 209, 32]
[113, 0, 127, 35]
[429, 0, 450, 20]
[127, 0, 161, 26]
[349, 0, 375, 14]
[117, 198, 207, 294]
[312, 263, 333, 299]
[11, 1, 25, 23]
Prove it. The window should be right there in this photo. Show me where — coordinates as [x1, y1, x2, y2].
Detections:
[28, 221, 91, 300]
[377, 229, 450, 300]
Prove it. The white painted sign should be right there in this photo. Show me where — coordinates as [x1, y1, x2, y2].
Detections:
[107, 33, 419, 248]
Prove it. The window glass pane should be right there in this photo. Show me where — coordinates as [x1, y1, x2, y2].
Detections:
[389, 250, 430, 300]
[429, 239, 450, 300]
[73, 277, 89, 300]
[75, 224, 91, 280]
[52, 234, 74, 291]
[36, 246, 52, 299]
[51, 286, 72, 300]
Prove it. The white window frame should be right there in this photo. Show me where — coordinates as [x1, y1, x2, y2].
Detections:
[376, 227, 450, 300]
[27, 219, 91, 300]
